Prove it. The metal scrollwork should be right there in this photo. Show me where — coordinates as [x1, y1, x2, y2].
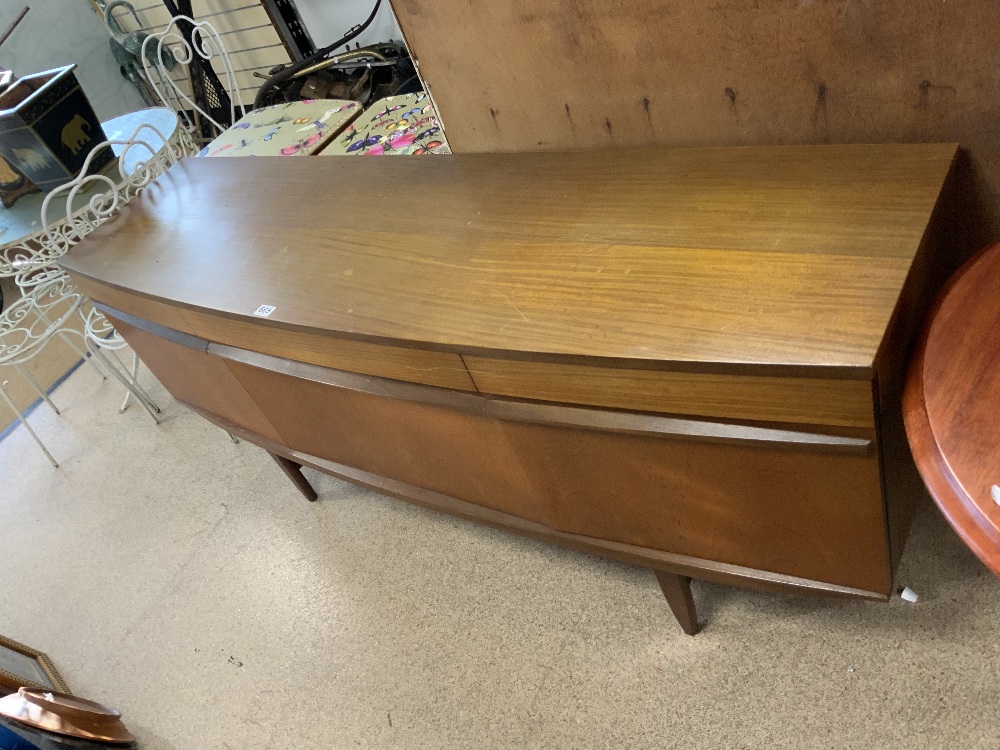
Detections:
[34, 123, 182, 273]
[0, 119, 177, 464]
[3, 120, 185, 290]
[0, 275, 85, 366]
[84, 308, 126, 350]
[141, 15, 244, 137]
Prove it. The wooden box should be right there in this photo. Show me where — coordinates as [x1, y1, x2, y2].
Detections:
[0, 65, 112, 191]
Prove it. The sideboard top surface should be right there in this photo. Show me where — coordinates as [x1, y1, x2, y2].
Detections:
[59, 143, 956, 372]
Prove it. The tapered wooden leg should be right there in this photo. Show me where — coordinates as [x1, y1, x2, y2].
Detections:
[653, 570, 700, 635]
[269, 452, 318, 501]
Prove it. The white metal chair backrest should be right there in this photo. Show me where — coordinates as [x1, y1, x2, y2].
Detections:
[0, 123, 180, 286]
[32, 123, 180, 270]
[140, 14, 244, 138]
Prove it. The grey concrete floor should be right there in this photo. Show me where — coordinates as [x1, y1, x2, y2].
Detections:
[1, 356, 999, 749]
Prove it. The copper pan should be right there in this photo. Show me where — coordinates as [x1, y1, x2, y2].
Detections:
[0, 687, 135, 744]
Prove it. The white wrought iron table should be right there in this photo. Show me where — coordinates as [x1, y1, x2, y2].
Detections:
[0, 106, 184, 275]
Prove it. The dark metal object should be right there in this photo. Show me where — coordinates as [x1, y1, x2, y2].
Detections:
[252, 0, 385, 110]
[259, 0, 315, 62]
[255, 41, 419, 110]
[0, 6, 29, 48]
[102, 1, 172, 108]
[162, 0, 235, 138]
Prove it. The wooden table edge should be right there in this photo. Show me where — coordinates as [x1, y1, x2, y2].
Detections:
[62, 268, 877, 380]
[903, 240, 1000, 576]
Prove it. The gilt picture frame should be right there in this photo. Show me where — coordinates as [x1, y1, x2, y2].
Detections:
[0, 635, 69, 696]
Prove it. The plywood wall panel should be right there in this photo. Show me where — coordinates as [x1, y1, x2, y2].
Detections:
[392, 0, 1000, 256]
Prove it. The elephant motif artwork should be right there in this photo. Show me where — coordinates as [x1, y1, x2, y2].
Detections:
[61, 114, 92, 155]
[196, 100, 360, 158]
[0, 64, 112, 190]
[11, 147, 51, 172]
[0, 127, 69, 189]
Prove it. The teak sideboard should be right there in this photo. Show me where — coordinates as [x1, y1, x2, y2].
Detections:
[59, 145, 957, 633]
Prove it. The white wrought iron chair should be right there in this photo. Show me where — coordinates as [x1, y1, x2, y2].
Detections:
[0, 124, 182, 465]
[0, 277, 95, 466]
[43, 125, 186, 411]
[140, 14, 243, 143]
[139, 14, 361, 159]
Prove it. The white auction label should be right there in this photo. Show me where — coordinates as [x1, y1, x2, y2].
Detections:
[253, 304, 276, 318]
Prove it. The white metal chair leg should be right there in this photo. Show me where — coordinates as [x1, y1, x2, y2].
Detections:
[119, 351, 136, 413]
[114, 350, 159, 415]
[14, 363, 60, 416]
[94, 344, 137, 414]
[0, 378, 58, 467]
[88, 345, 160, 425]
[32, 306, 105, 380]
[78, 307, 160, 416]
[106, 348, 160, 415]
[58, 329, 105, 379]
[90, 347, 160, 425]
[0, 125, 185, 457]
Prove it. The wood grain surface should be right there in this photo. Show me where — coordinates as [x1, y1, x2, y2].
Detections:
[903, 241, 1000, 575]
[464, 355, 875, 428]
[107, 316, 285, 445]
[100, 305, 893, 594]
[75, 276, 478, 391]
[208, 340, 873, 452]
[873, 181, 960, 571]
[392, 0, 998, 257]
[157, 334, 891, 593]
[55, 144, 957, 611]
[191, 401, 889, 602]
[59, 145, 955, 372]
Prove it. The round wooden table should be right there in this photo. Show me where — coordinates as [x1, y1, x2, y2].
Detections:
[903, 240, 1000, 575]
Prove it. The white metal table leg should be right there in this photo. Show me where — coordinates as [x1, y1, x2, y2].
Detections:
[58, 329, 105, 379]
[106, 348, 160, 415]
[0, 378, 58, 467]
[118, 351, 137, 414]
[88, 345, 160, 424]
[14, 363, 60, 415]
